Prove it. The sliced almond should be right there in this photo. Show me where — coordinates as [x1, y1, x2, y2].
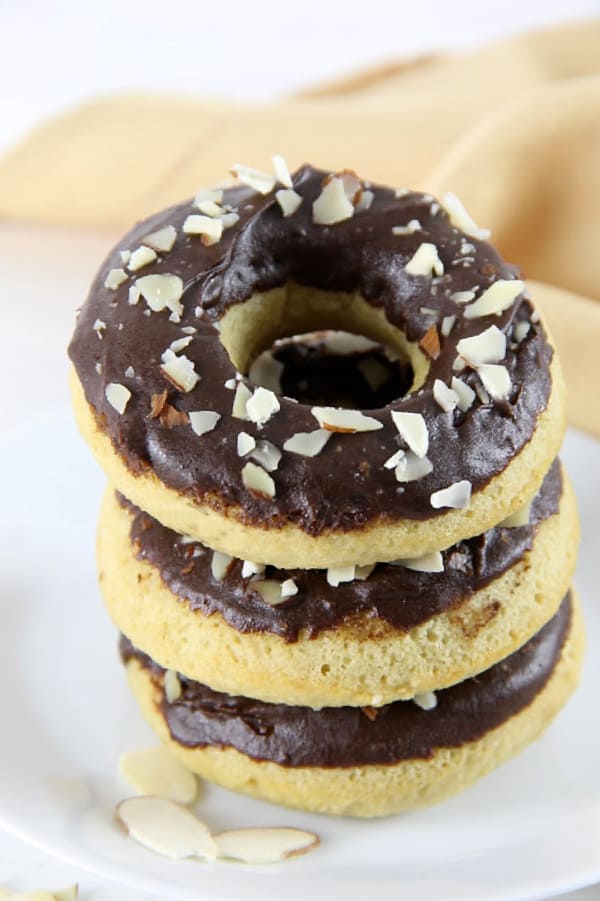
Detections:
[456, 325, 506, 367]
[183, 214, 223, 245]
[413, 690, 437, 711]
[211, 550, 234, 581]
[395, 451, 433, 483]
[442, 192, 490, 240]
[391, 411, 429, 458]
[464, 279, 524, 319]
[128, 284, 141, 305]
[272, 154, 293, 188]
[0, 889, 78, 901]
[393, 550, 444, 573]
[384, 447, 405, 470]
[119, 249, 131, 264]
[169, 336, 193, 353]
[194, 187, 223, 206]
[311, 407, 382, 433]
[241, 559, 265, 578]
[93, 318, 106, 338]
[237, 432, 256, 456]
[160, 353, 199, 393]
[104, 267, 128, 290]
[327, 566, 355, 587]
[164, 669, 182, 703]
[143, 224, 177, 253]
[499, 499, 532, 528]
[119, 746, 197, 804]
[246, 387, 281, 426]
[115, 796, 216, 861]
[405, 243, 444, 277]
[283, 429, 331, 457]
[433, 379, 459, 413]
[280, 578, 298, 598]
[355, 563, 376, 580]
[250, 439, 281, 472]
[230, 164, 276, 195]
[253, 579, 286, 606]
[242, 461, 276, 499]
[392, 219, 421, 235]
[136, 273, 184, 318]
[248, 351, 284, 393]
[355, 189, 374, 212]
[431, 480, 472, 509]
[275, 188, 302, 217]
[514, 320, 531, 343]
[450, 290, 476, 304]
[478, 363, 512, 400]
[441, 314, 456, 337]
[215, 827, 319, 864]
[221, 211, 240, 230]
[232, 382, 252, 419]
[196, 200, 224, 218]
[419, 323, 441, 359]
[313, 177, 354, 225]
[451, 376, 476, 412]
[127, 245, 157, 272]
[188, 410, 221, 436]
[105, 383, 131, 414]
[321, 332, 379, 354]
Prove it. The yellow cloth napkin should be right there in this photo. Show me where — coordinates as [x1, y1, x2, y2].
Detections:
[1, 19, 598, 433]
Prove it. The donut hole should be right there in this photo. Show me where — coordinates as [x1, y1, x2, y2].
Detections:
[218, 283, 429, 405]
[250, 330, 414, 409]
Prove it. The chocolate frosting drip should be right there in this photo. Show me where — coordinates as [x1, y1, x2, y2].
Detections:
[69, 165, 553, 535]
[120, 593, 571, 767]
[124, 460, 562, 641]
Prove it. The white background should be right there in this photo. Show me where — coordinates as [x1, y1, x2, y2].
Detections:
[1, 1, 599, 898]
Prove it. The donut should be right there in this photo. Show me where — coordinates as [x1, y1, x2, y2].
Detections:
[120, 592, 583, 817]
[69, 163, 566, 568]
[97, 460, 579, 707]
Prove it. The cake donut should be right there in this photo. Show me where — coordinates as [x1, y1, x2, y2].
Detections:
[120, 592, 583, 817]
[97, 460, 579, 707]
[69, 164, 566, 568]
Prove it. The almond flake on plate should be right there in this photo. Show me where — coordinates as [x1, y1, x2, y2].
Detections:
[189, 410, 221, 436]
[312, 177, 354, 225]
[477, 363, 512, 400]
[327, 566, 355, 587]
[215, 827, 319, 864]
[136, 274, 184, 318]
[127, 245, 157, 271]
[237, 432, 256, 456]
[232, 382, 252, 419]
[119, 746, 197, 804]
[392, 219, 421, 236]
[115, 797, 216, 861]
[391, 411, 429, 458]
[160, 354, 199, 393]
[104, 267, 128, 290]
[464, 279, 524, 319]
[441, 314, 456, 337]
[405, 242, 444, 277]
[275, 188, 302, 217]
[183, 214, 223, 245]
[395, 451, 433, 483]
[246, 387, 281, 426]
[431, 479, 472, 509]
[248, 351, 284, 393]
[242, 461, 276, 499]
[105, 383, 131, 414]
[455, 325, 506, 367]
[230, 164, 276, 195]
[211, 550, 234, 581]
[311, 407, 383, 433]
[164, 669, 182, 703]
[143, 224, 177, 253]
[413, 690, 437, 711]
[393, 550, 444, 573]
[283, 429, 331, 457]
[272, 154, 293, 188]
[442, 192, 490, 240]
[499, 499, 532, 528]
[433, 379, 459, 412]
[451, 376, 476, 411]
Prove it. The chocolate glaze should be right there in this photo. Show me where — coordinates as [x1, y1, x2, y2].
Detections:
[120, 593, 572, 767]
[123, 460, 562, 641]
[69, 166, 553, 535]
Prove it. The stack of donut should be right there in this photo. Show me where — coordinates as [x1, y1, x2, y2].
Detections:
[69, 162, 583, 817]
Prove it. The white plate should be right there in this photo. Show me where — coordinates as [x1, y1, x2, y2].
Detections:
[0, 410, 599, 901]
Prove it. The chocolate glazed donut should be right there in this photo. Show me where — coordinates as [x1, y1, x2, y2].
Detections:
[69, 165, 565, 566]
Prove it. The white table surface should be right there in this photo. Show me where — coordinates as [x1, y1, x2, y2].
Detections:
[2, 1, 600, 897]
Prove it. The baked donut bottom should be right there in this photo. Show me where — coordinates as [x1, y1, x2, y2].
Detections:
[121, 593, 583, 817]
[72, 354, 566, 568]
[97, 471, 579, 707]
